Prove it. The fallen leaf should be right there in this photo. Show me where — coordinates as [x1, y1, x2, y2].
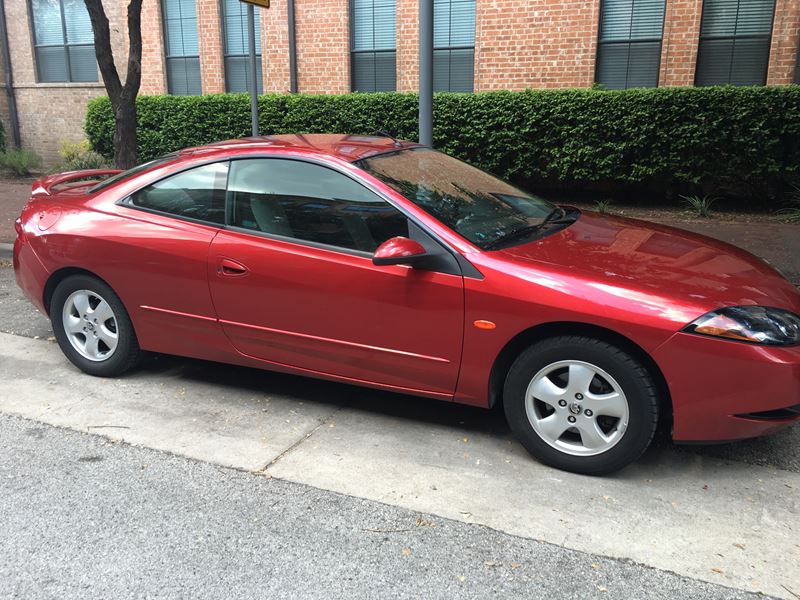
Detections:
[484, 561, 500, 567]
[702, 484, 709, 490]
[597, 586, 608, 593]
[734, 543, 746, 551]
[711, 567, 724, 574]
[415, 518, 436, 528]
[510, 563, 522, 569]
[591, 563, 600, 570]
[457, 575, 466, 582]
[402, 547, 412, 557]
[462, 437, 469, 443]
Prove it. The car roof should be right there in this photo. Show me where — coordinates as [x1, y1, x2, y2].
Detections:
[179, 134, 421, 163]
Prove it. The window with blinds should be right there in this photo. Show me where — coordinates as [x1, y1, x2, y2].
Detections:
[433, 0, 475, 92]
[695, 0, 776, 86]
[595, 0, 666, 89]
[30, 0, 97, 83]
[221, 0, 263, 93]
[351, 0, 396, 92]
[162, 0, 201, 95]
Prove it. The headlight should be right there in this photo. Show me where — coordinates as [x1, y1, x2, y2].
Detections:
[683, 306, 800, 346]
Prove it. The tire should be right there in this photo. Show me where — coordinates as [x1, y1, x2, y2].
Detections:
[50, 274, 140, 377]
[503, 336, 659, 476]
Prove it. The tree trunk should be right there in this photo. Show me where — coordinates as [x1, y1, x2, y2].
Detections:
[85, 0, 143, 170]
[113, 98, 138, 170]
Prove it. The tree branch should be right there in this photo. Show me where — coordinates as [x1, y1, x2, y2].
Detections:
[122, 0, 143, 100]
[84, 0, 122, 102]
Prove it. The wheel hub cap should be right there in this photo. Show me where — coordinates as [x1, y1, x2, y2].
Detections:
[61, 289, 119, 362]
[524, 360, 630, 457]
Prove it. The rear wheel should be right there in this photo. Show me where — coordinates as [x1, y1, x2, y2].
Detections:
[50, 274, 140, 377]
[503, 336, 659, 475]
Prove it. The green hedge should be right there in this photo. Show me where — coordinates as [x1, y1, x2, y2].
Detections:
[85, 87, 800, 201]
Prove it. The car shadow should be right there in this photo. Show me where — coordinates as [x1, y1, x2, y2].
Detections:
[134, 352, 799, 475]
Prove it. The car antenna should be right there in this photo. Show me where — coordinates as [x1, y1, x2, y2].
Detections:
[374, 130, 404, 148]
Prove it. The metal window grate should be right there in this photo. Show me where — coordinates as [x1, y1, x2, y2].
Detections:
[350, 0, 397, 92]
[595, 0, 666, 89]
[162, 0, 201, 95]
[695, 0, 776, 86]
[30, 0, 97, 83]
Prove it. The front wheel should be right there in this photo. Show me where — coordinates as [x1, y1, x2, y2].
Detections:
[50, 274, 140, 377]
[503, 336, 659, 475]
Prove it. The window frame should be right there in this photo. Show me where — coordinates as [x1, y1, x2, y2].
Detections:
[594, 0, 666, 90]
[161, 0, 202, 95]
[219, 0, 263, 93]
[28, 0, 98, 84]
[349, 0, 397, 92]
[433, 0, 476, 92]
[695, 0, 777, 86]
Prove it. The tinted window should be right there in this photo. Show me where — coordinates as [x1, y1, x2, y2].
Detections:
[228, 159, 408, 252]
[31, 0, 97, 83]
[130, 162, 229, 224]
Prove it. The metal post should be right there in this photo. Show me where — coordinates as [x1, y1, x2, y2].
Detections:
[418, 0, 433, 147]
[288, 0, 298, 93]
[247, 4, 259, 136]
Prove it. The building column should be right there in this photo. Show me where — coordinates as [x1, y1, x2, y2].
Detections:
[290, 0, 350, 94]
[766, 0, 800, 85]
[197, 0, 225, 93]
[396, 0, 419, 92]
[139, 0, 168, 94]
[263, 0, 291, 92]
[658, 0, 704, 87]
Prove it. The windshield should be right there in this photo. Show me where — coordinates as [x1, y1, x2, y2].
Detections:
[358, 148, 560, 250]
[88, 154, 177, 193]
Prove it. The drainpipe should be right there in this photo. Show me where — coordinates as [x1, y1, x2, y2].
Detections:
[287, 0, 297, 93]
[0, 0, 20, 148]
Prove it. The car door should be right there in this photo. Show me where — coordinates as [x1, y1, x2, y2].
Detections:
[207, 157, 464, 397]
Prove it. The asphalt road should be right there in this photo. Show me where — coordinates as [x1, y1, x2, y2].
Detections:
[0, 413, 765, 600]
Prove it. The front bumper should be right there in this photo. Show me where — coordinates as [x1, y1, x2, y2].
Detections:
[653, 332, 800, 441]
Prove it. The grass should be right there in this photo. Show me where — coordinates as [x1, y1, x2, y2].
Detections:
[679, 194, 717, 218]
[594, 199, 613, 214]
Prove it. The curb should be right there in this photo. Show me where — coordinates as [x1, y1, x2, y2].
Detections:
[0, 243, 12, 260]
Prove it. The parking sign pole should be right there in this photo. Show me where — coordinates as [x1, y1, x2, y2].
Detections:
[247, 3, 259, 136]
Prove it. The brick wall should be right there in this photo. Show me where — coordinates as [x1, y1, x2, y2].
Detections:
[263, 0, 292, 92]
[767, 0, 800, 85]
[198, 0, 226, 94]
[474, 0, 600, 90]
[293, 0, 350, 93]
[397, 0, 419, 92]
[659, 0, 704, 86]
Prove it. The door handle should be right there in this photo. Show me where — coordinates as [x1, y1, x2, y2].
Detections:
[218, 258, 249, 277]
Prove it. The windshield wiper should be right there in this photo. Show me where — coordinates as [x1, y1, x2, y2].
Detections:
[484, 207, 575, 250]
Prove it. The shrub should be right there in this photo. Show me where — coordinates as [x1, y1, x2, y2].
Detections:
[680, 194, 717, 218]
[56, 139, 109, 172]
[0, 119, 5, 153]
[0, 148, 42, 177]
[85, 86, 800, 203]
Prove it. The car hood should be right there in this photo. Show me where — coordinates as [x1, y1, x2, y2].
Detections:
[496, 211, 800, 314]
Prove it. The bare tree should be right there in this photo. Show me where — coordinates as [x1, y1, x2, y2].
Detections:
[84, 0, 143, 169]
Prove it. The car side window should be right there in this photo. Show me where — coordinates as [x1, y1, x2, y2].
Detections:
[129, 162, 229, 225]
[227, 158, 409, 253]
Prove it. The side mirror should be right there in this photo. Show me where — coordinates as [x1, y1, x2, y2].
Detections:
[372, 236, 428, 266]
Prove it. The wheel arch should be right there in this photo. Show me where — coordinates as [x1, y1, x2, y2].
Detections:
[43, 267, 116, 316]
[488, 321, 672, 429]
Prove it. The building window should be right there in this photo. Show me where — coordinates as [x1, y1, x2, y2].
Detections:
[162, 0, 201, 95]
[30, 0, 97, 83]
[795, 37, 800, 84]
[433, 0, 475, 92]
[695, 0, 776, 86]
[221, 0, 263, 93]
[351, 0, 396, 92]
[595, 0, 666, 89]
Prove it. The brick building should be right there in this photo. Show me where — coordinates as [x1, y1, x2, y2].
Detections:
[0, 0, 798, 164]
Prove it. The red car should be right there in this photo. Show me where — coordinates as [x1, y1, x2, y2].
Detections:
[13, 134, 800, 474]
